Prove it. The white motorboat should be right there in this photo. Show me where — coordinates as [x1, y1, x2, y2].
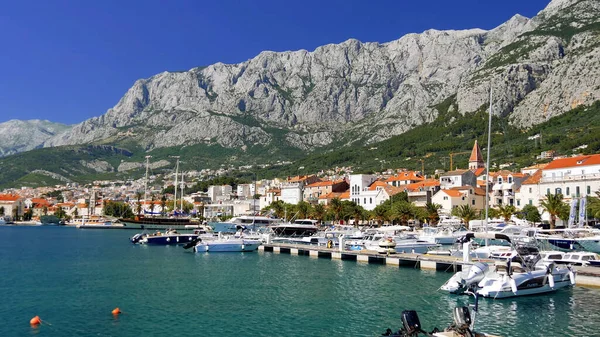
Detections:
[193, 237, 261, 252]
[441, 233, 575, 299]
[539, 251, 565, 263]
[418, 226, 467, 245]
[357, 232, 439, 254]
[555, 251, 600, 266]
[286, 225, 363, 246]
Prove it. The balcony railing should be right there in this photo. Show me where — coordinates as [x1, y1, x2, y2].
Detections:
[541, 173, 600, 183]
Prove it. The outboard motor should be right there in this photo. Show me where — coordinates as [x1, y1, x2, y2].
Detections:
[130, 233, 145, 244]
[451, 306, 474, 337]
[183, 237, 202, 250]
[401, 310, 424, 336]
[463, 262, 489, 286]
[453, 307, 472, 329]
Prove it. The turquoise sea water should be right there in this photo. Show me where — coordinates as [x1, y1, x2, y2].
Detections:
[1, 226, 600, 337]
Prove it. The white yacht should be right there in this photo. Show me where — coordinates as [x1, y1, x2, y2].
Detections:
[270, 219, 319, 237]
[286, 225, 363, 246]
[418, 226, 469, 245]
[556, 252, 600, 266]
[209, 215, 282, 233]
[441, 233, 575, 299]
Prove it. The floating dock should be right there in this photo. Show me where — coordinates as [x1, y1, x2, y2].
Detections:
[259, 243, 600, 288]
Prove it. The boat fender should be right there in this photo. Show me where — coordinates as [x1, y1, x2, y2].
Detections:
[166, 238, 170, 242]
[327, 240, 333, 248]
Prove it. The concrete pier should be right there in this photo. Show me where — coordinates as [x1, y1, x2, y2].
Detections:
[259, 243, 600, 288]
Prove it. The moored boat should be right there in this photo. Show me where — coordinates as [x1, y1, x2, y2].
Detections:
[131, 227, 213, 245]
[270, 219, 319, 237]
[193, 237, 261, 252]
[441, 233, 575, 299]
[119, 215, 202, 230]
[209, 215, 282, 233]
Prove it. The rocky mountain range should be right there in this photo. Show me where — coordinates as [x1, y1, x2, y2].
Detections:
[5, 0, 600, 162]
[0, 120, 70, 157]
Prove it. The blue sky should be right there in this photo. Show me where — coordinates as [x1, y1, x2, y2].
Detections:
[0, 0, 551, 125]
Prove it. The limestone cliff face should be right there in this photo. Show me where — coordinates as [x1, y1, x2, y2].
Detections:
[0, 120, 71, 157]
[456, 0, 600, 126]
[44, 0, 600, 153]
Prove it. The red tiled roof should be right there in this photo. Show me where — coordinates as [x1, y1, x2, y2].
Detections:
[472, 167, 486, 176]
[469, 140, 484, 163]
[521, 169, 543, 185]
[319, 191, 350, 200]
[0, 194, 20, 202]
[544, 154, 600, 170]
[403, 179, 440, 192]
[287, 175, 316, 182]
[384, 171, 424, 182]
[522, 163, 548, 171]
[441, 190, 463, 197]
[306, 180, 335, 188]
[368, 181, 389, 190]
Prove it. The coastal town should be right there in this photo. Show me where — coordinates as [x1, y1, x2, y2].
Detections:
[1, 141, 598, 229]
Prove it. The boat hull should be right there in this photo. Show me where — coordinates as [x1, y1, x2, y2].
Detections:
[477, 272, 573, 298]
[576, 237, 600, 254]
[144, 234, 199, 245]
[194, 239, 261, 252]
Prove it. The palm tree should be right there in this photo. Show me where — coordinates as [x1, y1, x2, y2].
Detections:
[452, 205, 477, 226]
[149, 194, 156, 216]
[425, 202, 442, 226]
[310, 203, 326, 224]
[413, 207, 428, 228]
[296, 201, 311, 219]
[351, 204, 366, 227]
[267, 200, 286, 220]
[540, 192, 566, 229]
[329, 198, 343, 224]
[496, 204, 516, 222]
[135, 191, 143, 216]
[371, 204, 389, 226]
[391, 201, 415, 226]
[588, 190, 600, 219]
[160, 195, 167, 216]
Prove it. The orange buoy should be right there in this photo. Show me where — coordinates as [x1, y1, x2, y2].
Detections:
[30, 316, 41, 326]
[112, 308, 121, 315]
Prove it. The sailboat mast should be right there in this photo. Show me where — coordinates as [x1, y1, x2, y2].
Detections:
[484, 86, 493, 230]
[173, 156, 180, 214]
[144, 155, 151, 204]
[180, 171, 184, 213]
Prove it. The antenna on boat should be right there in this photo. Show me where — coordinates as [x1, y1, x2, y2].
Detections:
[484, 85, 493, 243]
